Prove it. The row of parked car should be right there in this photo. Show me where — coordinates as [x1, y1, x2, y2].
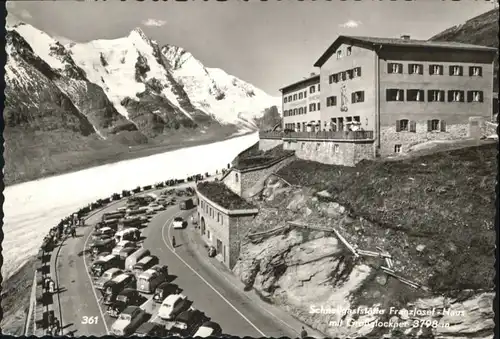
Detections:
[87, 191, 222, 337]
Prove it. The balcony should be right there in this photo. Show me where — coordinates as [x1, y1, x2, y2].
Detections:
[259, 131, 284, 139]
[283, 130, 374, 140]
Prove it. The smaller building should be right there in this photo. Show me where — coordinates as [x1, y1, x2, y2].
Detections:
[280, 73, 321, 132]
[196, 181, 258, 269]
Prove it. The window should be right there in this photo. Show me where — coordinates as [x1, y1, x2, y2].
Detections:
[297, 123, 301, 131]
[388, 63, 403, 74]
[353, 67, 362, 77]
[341, 72, 347, 81]
[449, 65, 463, 76]
[352, 91, 364, 103]
[329, 74, 339, 84]
[429, 64, 443, 75]
[317, 103, 321, 110]
[469, 66, 482, 76]
[293, 108, 298, 115]
[207, 230, 211, 240]
[326, 96, 337, 107]
[304, 91, 307, 98]
[310, 86, 316, 94]
[427, 119, 446, 132]
[304, 106, 307, 114]
[288, 96, 292, 102]
[217, 212, 220, 223]
[397, 119, 409, 131]
[407, 89, 425, 102]
[347, 69, 354, 79]
[428, 90, 445, 102]
[394, 144, 402, 153]
[408, 64, 423, 75]
[318, 84, 320, 91]
[235, 173, 239, 182]
[347, 46, 352, 56]
[467, 90, 484, 102]
[284, 97, 287, 103]
[334, 144, 340, 153]
[338, 117, 344, 131]
[448, 90, 465, 102]
[337, 50, 342, 59]
[309, 103, 316, 111]
[353, 116, 360, 123]
[299, 92, 303, 100]
[386, 89, 404, 101]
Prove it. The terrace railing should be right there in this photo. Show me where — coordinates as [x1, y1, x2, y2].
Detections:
[259, 131, 284, 139]
[283, 130, 374, 140]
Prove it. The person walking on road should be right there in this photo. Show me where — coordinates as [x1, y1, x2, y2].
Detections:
[300, 326, 308, 338]
[172, 236, 176, 249]
[71, 227, 76, 238]
[53, 317, 61, 335]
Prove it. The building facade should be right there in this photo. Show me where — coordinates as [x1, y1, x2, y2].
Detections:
[273, 35, 496, 166]
[196, 188, 258, 270]
[281, 74, 321, 132]
[314, 35, 496, 157]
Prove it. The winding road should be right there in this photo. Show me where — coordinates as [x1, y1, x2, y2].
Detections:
[54, 191, 314, 338]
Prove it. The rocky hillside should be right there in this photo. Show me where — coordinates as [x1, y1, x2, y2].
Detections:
[4, 22, 280, 185]
[429, 8, 499, 92]
[233, 142, 496, 338]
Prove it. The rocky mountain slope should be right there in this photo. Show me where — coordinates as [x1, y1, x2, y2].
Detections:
[4, 22, 280, 185]
[429, 8, 499, 92]
[232, 142, 496, 338]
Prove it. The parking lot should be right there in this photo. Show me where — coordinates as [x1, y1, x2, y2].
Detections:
[52, 185, 305, 337]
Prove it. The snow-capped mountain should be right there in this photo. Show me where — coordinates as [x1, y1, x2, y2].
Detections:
[4, 22, 280, 185]
[161, 45, 280, 128]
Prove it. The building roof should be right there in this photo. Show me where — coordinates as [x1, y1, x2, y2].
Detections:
[196, 181, 256, 212]
[314, 35, 497, 67]
[279, 74, 320, 93]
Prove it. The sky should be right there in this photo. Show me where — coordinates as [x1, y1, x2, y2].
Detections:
[6, 0, 497, 96]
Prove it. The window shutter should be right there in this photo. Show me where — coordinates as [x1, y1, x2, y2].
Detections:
[479, 91, 484, 102]
[440, 90, 445, 102]
[386, 89, 391, 101]
[440, 120, 447, 132]
[357, 67, 362, 77]
[410, 120, 416, 133]
[447, 91, 453, 102]
[429, 65, 434, 75]
[460, 91, 465, 102]
[351, 92, 355, 103]
[448, 66, 453, 75]
[360, 92, 364, 102]
[467, 91, 472, 102]
[419, 90, 425, 101]
[400, 90, 405, 101]
[478, 67, 483, 76]
[427, 90, 433, 101]
[388, 63, 393, 73]
[408, 64, 412, 74]
[395, 120, 401, 132]
[427, 120, 432, 132]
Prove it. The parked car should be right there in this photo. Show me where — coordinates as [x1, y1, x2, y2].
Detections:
[90, 254, 121, 278]
[151, 264, 169, 277]
[110, 306, 149, 336]
[180, 198, 194, 210]
[158, 294, 190, 320]
[172, 217, 185, 229]
[153, 283, 180, 304]
[146, 203, 164, 214]
[174, 308, 210, 336]
[95, 268, 123, 290]
[134, 322, 169, 337]
[193, 321, 223, 337]
[106, 288, 142, 318]
[102, 273, 137, 305]
[90, 238, 115, 256]
[112, 240, 137, 255]
[119, 247, 138, 261]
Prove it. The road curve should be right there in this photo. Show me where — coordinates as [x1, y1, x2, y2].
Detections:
[55, 190, 304, 337]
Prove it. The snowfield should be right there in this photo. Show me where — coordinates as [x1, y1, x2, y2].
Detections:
[2, 133, 259, 280]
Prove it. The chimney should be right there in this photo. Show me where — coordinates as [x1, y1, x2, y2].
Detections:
[400, 35, 411, 40]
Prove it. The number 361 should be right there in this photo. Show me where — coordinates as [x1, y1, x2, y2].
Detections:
[81, 316, 99, 324]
